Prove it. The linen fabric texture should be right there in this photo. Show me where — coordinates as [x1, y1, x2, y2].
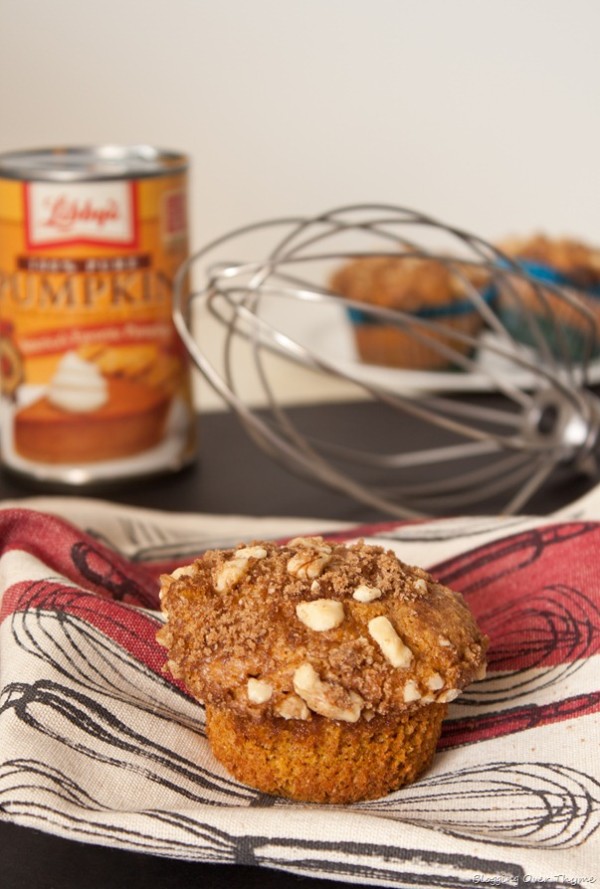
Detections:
[0, 494, 598, 887]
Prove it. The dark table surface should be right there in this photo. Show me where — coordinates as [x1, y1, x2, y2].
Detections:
[1, 397, 595, 888]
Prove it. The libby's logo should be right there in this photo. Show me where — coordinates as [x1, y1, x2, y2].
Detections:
[25, 181, 138, 248]
[43, 196, 120, 231]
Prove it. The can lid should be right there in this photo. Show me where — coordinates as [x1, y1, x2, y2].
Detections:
[0, 145, 188, 181]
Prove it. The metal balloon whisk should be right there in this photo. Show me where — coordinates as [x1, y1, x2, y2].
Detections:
[173, 204, 600, 517]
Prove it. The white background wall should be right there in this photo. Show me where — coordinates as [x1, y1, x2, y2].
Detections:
[1, 0, 599, 410]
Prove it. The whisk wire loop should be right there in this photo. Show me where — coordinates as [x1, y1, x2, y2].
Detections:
[174, 204, 600, 516]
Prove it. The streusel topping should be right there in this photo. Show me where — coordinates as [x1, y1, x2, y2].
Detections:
[157, 537, 487, 722]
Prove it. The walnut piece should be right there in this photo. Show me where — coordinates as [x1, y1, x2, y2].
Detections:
[171, 564, 199, 580]
[427, 672, 445, 691]
[296, 598, 345, 631]
[166, 658, 182, 679]
[287, 536, 331, 549]
[247, 678, 273, 703]
[276, 694, 311, 721]
[403, 679, 421, 703]
[214, 545, 267, 592]
[438, 688, 461, 703]
[368, 615, 414, 668]
[352, 583, 383, 602]
[287, 546, 331, 580]
[155, 625, 172, 648]
[292, 663, 364, 722]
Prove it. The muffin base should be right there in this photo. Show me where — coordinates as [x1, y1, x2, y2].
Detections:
[353, 317, 483, 370]
[206, 702, 447, 804]
[496, 279, 600, 359]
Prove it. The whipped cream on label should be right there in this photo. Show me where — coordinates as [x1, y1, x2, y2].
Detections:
[47, 352, 109, 412]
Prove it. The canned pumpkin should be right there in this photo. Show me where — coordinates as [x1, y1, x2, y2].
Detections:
[0, 145, 197, 485]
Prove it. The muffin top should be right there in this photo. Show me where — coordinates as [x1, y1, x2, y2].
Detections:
[500, 234, 600, 288]
[157, 537, 487, 724]
[329, 256, 487, 312]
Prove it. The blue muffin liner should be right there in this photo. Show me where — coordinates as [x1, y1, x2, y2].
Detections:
[495, 258, 600, 358]
[346, 287, 495, 327]
[503, 258, 600, 297]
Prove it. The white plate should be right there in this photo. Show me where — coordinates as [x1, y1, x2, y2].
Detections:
[287, 303, 600, 394]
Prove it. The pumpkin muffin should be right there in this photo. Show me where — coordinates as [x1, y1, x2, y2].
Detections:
[156, 536, 488, 804]
[496, 234, 600, 358]
[329, 255, 489, 370]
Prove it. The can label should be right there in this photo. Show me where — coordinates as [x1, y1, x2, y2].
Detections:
[0, 163, 196, 483]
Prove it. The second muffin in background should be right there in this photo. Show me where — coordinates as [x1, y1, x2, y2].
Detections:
[329, 255, 489, 370]
[495, 234, 600, 359]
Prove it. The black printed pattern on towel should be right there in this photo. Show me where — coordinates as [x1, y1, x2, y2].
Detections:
[0, 507, 598, 886]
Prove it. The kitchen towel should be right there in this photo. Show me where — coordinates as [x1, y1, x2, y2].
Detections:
[0, 493, 598, 888]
